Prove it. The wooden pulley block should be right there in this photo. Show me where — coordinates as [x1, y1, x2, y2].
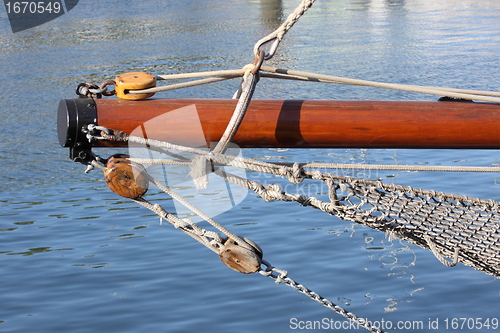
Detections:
[104, 154, 149, 198]
[219, 237, 263, 274]
[114, 72, 156, 100]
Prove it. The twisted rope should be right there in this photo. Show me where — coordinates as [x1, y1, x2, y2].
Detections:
[253, 0, 316, 59]
[91, 152, 384, 333]
[96, 129, 500, 277]
[259, 66, 500, 103]
[212, 52, 264, 155]
[132, 197, 224, 253]
[125, 65, 500, 103]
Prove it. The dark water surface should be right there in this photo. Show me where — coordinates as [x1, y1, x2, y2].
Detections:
[1, 0, 500, 332]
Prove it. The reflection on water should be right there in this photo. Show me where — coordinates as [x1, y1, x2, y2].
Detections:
[6, 246, 74, 256]
[347, 0, 406, 11]
[260, 0, 284, 28]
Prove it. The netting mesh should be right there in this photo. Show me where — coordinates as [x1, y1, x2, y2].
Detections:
[320, 175, 500, 277]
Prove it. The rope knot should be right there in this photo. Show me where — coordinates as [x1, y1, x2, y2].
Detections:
[290, 162, 305, 184]
[263, 184, 283, 201]
[188, 154, 214, 190]
[296, 195, 312, 207]
[241, 64, 255, 82]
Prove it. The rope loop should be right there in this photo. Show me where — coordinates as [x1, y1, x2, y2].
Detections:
[212, 52, 265, 155]
[253, 0, 316, 59]
[241, 64, 255, 82]
[256, 37, 280, 60]
[424, 236, 460, 267]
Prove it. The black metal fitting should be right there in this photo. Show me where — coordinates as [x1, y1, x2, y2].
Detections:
[57, 97, 97, 164]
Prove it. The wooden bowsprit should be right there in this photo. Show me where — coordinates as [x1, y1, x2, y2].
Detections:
[58, 97, 500, 156]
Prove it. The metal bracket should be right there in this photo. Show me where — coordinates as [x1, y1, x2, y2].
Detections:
[57, 97, 98, 165]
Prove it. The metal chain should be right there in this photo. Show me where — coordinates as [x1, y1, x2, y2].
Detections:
[76, 80, 115, 98]
[259, 260, 384, 333]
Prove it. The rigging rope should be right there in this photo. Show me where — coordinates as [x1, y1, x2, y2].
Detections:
[129, 158, 500, 174]
[259, 66, 500, 103]
[98, 129, 500, 279]
[72, 0, 500, 331]
[211, 52, 264, 155]
[122, 64, 500, 103]
[90, 149, 384, 333]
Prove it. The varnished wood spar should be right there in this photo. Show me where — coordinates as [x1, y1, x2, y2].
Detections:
[93, 99, 500, 149]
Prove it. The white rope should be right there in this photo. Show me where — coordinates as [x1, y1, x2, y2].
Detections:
[156, 69, 246, 80]
[253, 0, 316, 59]
[145, 172, 256, 252]
[129, 157, 500, 174]
[424, 235, 460, 267]
[128, 76, 237, 94]
[260, 66, 500, 103]
[260, 67, 500, 97]
[132, 197, 224, 253]
[294, 162, 500, 173]
[125, 65, 500, 103]
[211, 65, 261, 155]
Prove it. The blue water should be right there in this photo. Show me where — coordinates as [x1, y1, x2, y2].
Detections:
[1, 0, 500, 332]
